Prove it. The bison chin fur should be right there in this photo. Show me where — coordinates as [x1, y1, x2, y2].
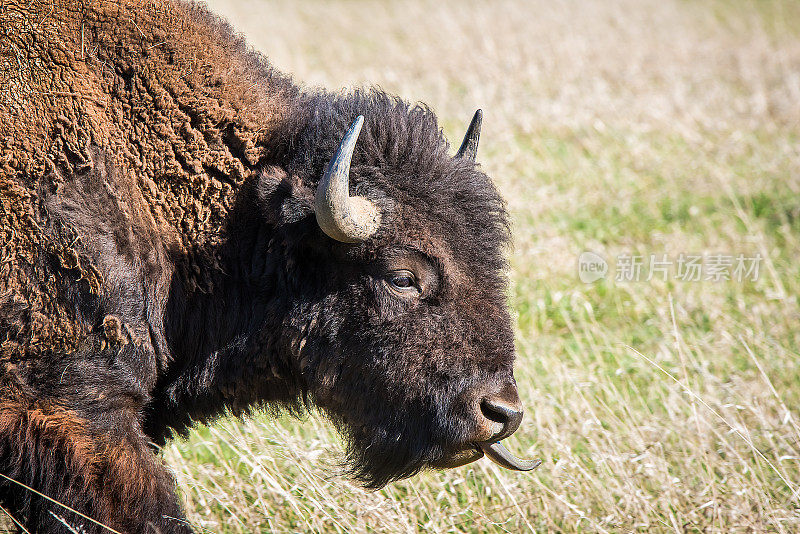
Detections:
[340, 422, 439, 489]
[313, 369, 485, 489]
[329, 405, 460, 489]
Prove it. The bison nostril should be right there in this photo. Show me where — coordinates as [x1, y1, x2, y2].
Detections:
[480, 397, 523, 441]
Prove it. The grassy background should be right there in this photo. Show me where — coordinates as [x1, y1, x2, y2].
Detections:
[164, 0, 800, 532]
[12, 0, 797, 532]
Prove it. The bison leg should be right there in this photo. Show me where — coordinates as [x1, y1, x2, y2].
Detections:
[0, 390, 192, 533]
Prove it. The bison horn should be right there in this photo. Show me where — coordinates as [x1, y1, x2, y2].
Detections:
[315, 115, 381, 243]
[455, 109, 482, 161]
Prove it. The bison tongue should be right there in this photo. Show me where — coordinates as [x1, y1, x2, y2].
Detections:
[478, 442, 542, 471]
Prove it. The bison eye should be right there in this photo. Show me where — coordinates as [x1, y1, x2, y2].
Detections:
[387, 271, 418, 293]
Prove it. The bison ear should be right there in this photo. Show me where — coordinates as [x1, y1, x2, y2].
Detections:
[455, 109, 482, 161]
[255, 166, 315, 225]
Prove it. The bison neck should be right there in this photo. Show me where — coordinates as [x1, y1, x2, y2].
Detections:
[143, 211, 308, 444]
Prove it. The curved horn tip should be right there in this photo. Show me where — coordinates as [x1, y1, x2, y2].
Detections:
[349, 114, 365, 137]
[456, 109, 483, 161]
[315, 115, 381, 243]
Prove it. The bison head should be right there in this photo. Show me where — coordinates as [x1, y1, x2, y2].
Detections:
[254, 93, 538, 488]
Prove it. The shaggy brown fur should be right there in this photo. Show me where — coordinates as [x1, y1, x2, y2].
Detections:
[1, 0, 296, 360]
[0, 0, 521, 532]
[0, 386, 184, 532]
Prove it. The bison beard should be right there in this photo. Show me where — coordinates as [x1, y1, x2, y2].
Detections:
[0, 0, 535, 531]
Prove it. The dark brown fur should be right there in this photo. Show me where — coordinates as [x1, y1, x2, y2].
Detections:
[0, 1, 518, 532]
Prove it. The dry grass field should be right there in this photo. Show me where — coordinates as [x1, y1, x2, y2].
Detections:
[7, 0, 799, 532]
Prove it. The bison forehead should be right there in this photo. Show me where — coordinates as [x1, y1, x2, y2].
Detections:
[382, 173, 511, 282]
[289, 90, 511, 265]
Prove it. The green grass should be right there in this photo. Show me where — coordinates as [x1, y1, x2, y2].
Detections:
[151, 0, 800, 531]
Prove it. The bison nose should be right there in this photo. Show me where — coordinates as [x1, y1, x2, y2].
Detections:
[479, 382, 523, 442]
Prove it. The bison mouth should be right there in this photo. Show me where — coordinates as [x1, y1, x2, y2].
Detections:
[435, 441, 542, 471]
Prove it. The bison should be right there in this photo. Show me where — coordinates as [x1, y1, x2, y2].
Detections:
[0, 0, 538, 532]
